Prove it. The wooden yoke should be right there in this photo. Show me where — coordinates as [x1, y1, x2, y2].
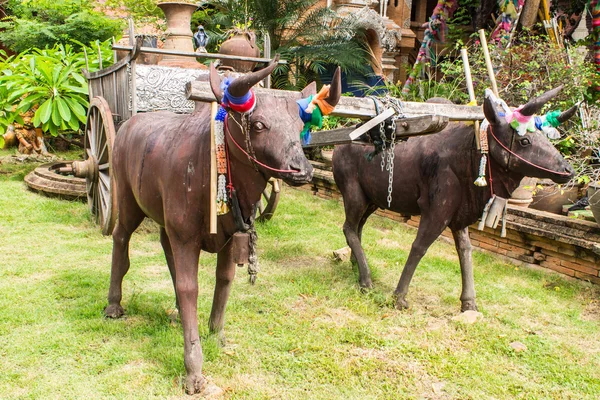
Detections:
[186, 81, 483, 147]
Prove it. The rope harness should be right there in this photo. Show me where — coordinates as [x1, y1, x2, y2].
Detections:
[475, 90, 570, 237]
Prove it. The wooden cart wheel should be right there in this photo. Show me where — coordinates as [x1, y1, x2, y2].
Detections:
[256, 178, 281, 222]
[82, 97, 117, 236]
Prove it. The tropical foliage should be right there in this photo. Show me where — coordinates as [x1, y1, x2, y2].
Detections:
[201, 0, 371, 90]
[0, 40, 113, 143]
[0, 0, 123, 53]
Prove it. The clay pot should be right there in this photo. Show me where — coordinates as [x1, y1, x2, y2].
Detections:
[530, 179, 580, 214]
[588, 182, 600, 227]
[508, 176, 537, 207]
[218, 31, 260, 72]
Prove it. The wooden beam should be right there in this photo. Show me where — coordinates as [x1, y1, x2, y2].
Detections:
[111, 44, 286, 64]
[185, 81, 485, 121]
[303, 115, 449, 148]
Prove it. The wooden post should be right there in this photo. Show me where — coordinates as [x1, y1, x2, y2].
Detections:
[461, 48, 481, 149]
[209, 102, 218, 234]
[479, 29, 499, 97]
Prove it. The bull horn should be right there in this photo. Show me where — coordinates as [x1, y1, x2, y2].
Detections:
[556, 103, 579, 124]
[519, 85, 564, 116]
[209, 62, 223, 103]
[325, 67, 342, 107]
[226, 54, 280, 98]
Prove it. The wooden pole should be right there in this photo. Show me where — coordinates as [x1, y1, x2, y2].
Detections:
[461, 48, 481, 149]
[479, 29, 499, 97]
[209, 102, 218, 234]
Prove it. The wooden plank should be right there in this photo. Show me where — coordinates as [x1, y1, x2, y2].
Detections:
[185, 81, 485, 121]
[303, 115, 449, 148]
[111, 44, 286, 64]
[348, 108, 395, 140]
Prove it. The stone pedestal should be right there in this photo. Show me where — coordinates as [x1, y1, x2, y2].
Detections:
[158, 2, 204, 69]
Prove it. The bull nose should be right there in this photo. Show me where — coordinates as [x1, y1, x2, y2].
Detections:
[564, 163, 575, 178]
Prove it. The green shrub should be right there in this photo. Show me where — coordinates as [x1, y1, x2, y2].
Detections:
[0, 0, 123, 53]
[0, 41, 113, 140]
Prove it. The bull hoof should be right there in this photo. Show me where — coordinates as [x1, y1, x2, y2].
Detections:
[104, 304, 124, 318]
[359, 280, 373, 291]
[395, 297, 410, 310]
[185, 373, 205, 395]
[209, 329, 227, 347]
[461, 300, 478, 312]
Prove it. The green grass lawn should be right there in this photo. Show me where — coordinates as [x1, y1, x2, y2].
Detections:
[1, 156, 599, 399]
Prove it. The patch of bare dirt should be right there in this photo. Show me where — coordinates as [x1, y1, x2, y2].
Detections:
[312, 306, 361, 328]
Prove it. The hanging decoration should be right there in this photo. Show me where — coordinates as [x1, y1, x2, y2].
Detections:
[474, 89, 565, 188]
[490, 0, 524, 46]
[593, 0, 600, 87]
[213, 76, 258, 215]
[297, 84, 336, 145]
[402, 0, 459, 94]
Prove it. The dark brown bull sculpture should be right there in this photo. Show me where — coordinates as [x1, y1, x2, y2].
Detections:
[104, 59, 342, 393]
[333, 87, 576, 312]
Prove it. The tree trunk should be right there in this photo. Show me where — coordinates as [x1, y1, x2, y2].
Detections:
[520, 0, 541, 28]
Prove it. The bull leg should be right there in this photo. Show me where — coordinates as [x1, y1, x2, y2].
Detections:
[105, 196, 145, 318]
[342, 197, 374, 289]
[208, 240, 236, 343]
[170, 237, 204, 394]
[452, 227, 478, 311]
[351, 204, 379, 264]
[394, 214, 449, 310]
[160, 228, 179, 311]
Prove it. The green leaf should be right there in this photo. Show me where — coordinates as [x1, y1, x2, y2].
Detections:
[63, 96, 86, 119]
[71, 72, 86, 85]
[48, 122, 58, 137]
[51, 100, 61, 126]
[36, 61, 53, 84]
[55, 97, 72, 122]
[0, 136, 4, 149]
[64, 97, 87, 124]
[37, 98, 53, 124]
[62, 85, 88, 95]
[67, 115, 80, 131]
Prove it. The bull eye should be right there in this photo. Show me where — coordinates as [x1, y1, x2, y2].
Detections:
[519, 137, 531, 147]
[252, 121, 266, 132]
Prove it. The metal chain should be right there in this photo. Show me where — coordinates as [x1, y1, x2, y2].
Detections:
[377, 95, 404, 207]
[379, 121, 386, 171]
[387, 118, 397, 207]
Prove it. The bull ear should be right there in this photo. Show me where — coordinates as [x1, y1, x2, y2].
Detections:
[520, 85, 564, 116]
[209, 62, 223, 103]
[483, 89, 501, 125]
[324, 66, 342, 107]
[227, 54, 280, 98]
[301, 81, 317, 98]
[556, 103, 579, 124]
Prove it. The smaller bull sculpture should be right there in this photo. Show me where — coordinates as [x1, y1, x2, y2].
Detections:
[105, 59, 341, 393]
[333, 87, 576, 311]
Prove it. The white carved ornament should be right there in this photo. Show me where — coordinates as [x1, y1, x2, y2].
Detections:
[135, 65, 208, 113]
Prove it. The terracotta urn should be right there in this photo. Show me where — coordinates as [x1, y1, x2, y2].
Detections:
[588, 182, 600, 227]
[508, 176, 537, 207]
[218, 30, 260, 72]
[157, 2, 204, 68]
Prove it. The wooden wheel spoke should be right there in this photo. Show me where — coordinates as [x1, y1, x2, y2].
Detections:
[98, 163, 109, 171]
[99, 172, 110, 191]
[98, 140, 108, 163]
[89, 112, 98, 155]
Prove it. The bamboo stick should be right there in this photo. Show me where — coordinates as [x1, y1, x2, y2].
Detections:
[210, 101, 218, 234]
[479, 29, 499, 97]
[461, 48, 481, 149]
